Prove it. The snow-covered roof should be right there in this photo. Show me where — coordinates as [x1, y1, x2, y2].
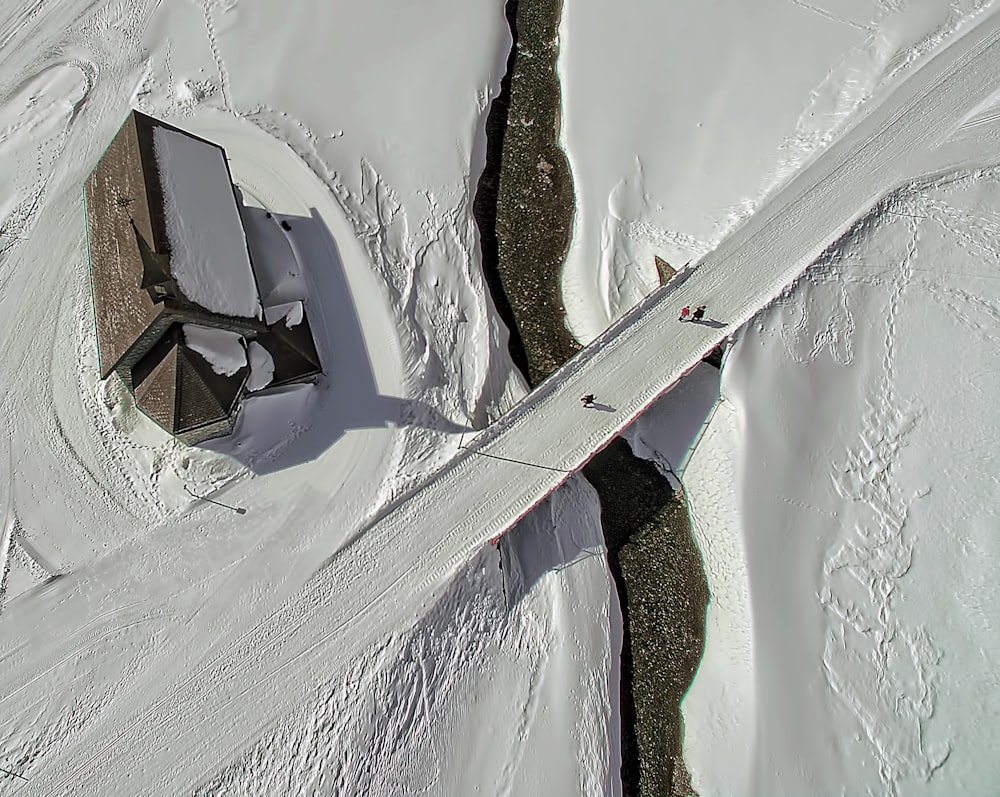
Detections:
[153, 125, 262, 319]
[245, 340, 275, 392]
[182, 324, 247, 376]
[263, 300, 304, 327]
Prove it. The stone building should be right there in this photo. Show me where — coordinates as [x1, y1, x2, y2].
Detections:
[84, 110, 321, 444]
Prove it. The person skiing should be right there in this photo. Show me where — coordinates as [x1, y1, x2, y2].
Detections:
[678, 306, 691, 322]
[580, 393, 596, 408]
[692, 305, 707, 321]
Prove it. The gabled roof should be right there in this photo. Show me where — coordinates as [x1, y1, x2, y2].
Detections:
[85, 111, 324, 444]
[132, 326, 248, 437]
[84, 110, 262, 379]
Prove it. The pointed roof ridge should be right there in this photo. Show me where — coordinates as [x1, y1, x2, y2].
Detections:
[266, 318, 321, 370]
[131, 218, 174, 291]
[131, 326, 248, 436]
[175, 343, 247, 433]
[133, 337, 179, 431]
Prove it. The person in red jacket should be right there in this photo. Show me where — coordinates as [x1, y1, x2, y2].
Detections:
[678, 306, 690, 322]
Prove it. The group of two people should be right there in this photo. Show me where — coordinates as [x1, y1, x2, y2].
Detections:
[678, 304, 707, 322]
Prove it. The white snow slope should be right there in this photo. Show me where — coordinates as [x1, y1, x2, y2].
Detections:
[558, 0, 996, 341]
[684, 169, 1000, 796]
[5, 7, 999, 793]
[3, 0, 1000, 794]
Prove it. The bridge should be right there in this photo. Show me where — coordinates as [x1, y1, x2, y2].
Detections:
[34, 8, 1000, 791]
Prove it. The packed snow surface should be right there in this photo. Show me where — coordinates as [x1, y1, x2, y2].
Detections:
[153, 124, 261, 318]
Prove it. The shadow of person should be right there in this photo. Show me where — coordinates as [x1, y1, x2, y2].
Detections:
[590, 401, 616, 412]
[691, 318, 725, 329]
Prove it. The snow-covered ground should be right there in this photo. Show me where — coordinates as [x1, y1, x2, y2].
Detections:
[682, 173, 1000, 796]
[194, 476, 617, 797]
[2, 0, 1000, 794]
[558, 0, 996, 341]
[0, 0, 630, 793]
[554, 2, 1000, 794]
[0, 0, 557, 792]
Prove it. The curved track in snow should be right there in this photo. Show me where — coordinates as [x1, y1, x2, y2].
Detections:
[0, 108, 409, 787]
[16, 7, 1000, 792]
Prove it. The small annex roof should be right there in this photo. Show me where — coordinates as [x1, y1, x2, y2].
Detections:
[132, 326, 248, 438]
[256, 310, 322, 388]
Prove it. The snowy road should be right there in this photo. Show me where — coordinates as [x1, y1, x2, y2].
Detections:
[16, 7, 1000, 792]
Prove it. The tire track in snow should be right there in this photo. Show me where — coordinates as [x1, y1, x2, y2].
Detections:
[0, 0, 45, 57]
[786, 0, 873, 34]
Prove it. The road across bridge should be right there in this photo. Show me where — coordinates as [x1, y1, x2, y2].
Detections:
[37, 8, 1000, 791]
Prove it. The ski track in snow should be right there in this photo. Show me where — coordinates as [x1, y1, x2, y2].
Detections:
[191, 477, 611, 796]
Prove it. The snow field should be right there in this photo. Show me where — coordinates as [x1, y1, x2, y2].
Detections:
[195, 474, 615, 796]
[49, 12, 1000, 787]
[2, 0, 999, 795]
[681, 151, 1000, 797]
[557, 0, 997, 343]
[676, 397, 755, 797]
[553, 1, 1000, 793]
[45, 9, 1000, 790]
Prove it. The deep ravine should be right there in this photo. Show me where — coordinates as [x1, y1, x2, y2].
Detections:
[471, 1, 708, 795]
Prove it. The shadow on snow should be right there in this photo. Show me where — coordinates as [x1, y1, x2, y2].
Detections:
[203, 205, 467, 475]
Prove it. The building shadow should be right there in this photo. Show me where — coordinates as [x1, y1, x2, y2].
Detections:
[203, 206, 467, 474]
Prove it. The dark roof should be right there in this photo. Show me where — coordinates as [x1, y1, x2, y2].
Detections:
[85, 110, 322, 444]
[84, 111, 168, 379]
[133, 218, 174, 292]
[132, 326, 248, 437]
[257, 313, 322, 387]
[84, 110, 262, 379]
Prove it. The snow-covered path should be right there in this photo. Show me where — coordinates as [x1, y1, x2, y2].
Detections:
[19, 7, 1000, 792]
